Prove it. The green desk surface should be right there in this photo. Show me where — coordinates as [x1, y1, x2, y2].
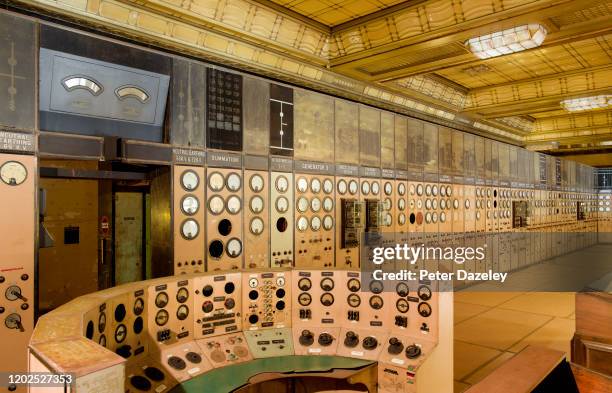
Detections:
[170, 356, 374, 393]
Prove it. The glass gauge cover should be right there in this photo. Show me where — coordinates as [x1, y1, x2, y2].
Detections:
[249, 174, 264, 192]
[347, 294, 361, 308]
[155, 292, 169, 308]
[384, 182, 392, 195]
[383, 198, 392, 210]
[310, 178, 321, 193]
[250, 196, 264, 213]
[208, 172, 225, 191]
[249, 217, 264, 235]
[311, 197, 321, 212]
[369, 280, 384, 294]
[208, 196, 225, 215]
[297, 177, 308, 193]
[398, 213, 406, 225]
[369, 295, 384, 310]
[361, 181, 370, 195]
[347, 278, 361, 292]
[226, 173, 241, 191]
[409, 184, 415, 195]
[310, 216, 321, 231]
[398, 199, 406, 210]
[323, 215, 333, 230]
[323, 179, 333, 194]
[297, 197, 309, 212]
[425, 184, 431, 196]
[432, 185, 438, 196]
[276, 176, 289, 192]
[348, 180, 358, 195]
[396, 298, 409, 313]
[226, 195, 242, 214]
[323, 197, 333, 212]
[0, 161, 27, 186]
[176, 305, 189, 320]
[176, 287, 189, 303]
[181, 219, 199, 240]
[276, 196, 289, 212]
[155, 310, 169, 326]
[296, 216, 308, 232]
[416, 184, 424, 196]
[181, 195, 199, 215]
[337, 180, 347, 195]
[298, 292, 312, 306]
[440, 186, 446, 197]
[371, 182, 380, 195]
[398, 183, 406, 196]
[181, 170, 199, 191]
[226, 238, 242, 257]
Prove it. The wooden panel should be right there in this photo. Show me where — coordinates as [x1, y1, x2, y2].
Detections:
[269, 84, 293, 156]
[572, 363, 612, 393]
[394, 115, 408, 170]
[423, 123, 438, 173]
[359, 105, 381, 167]
[114, 192, 143, 284]
[294, 90, 334, 162]
[334, 99, 359, 165]
[438, 127, 452, 173]
[150, 168, 172, 278]
[464, 133, 475, 176]
[484, 138, 492, 179]
[243, 77, 269, 155]
[499, 143, 509, 181]
[380, 111, 395, 168]
[475, 136, 485, 178]
[407, 118, 424, 170]
[451, 130, 463, 176]
[170, 58, 206, 148]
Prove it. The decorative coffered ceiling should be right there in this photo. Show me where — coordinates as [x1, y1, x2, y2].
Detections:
[12, 0, 612, 155]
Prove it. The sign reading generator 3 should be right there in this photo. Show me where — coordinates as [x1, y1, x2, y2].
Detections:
[370, 244, 509, 283]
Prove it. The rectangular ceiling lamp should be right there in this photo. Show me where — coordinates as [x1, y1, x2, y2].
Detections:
[465, 24, 547, 59]
[561, 95, 612, 112]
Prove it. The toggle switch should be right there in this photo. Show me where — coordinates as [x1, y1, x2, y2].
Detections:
[5, 313, 24, 332]
[5, 286, 27, 302]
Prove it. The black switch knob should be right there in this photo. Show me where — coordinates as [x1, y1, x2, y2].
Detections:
[299, 330, 314, 346]
[362, 336, 378, 350]
[388, 337, 404, 355]
[405, 344, 422, 359]
[344, 331, 359, 348]
[318, 332, 333, 346]
[202, 301, 213, 313]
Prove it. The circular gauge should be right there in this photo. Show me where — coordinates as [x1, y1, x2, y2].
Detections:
[311, 216, 321, 231]
[410, 200, 415, 209]
[440, 199, 446, 209]
[155, 292, 169, 308]
[276, 176, 289, 192]
[361, 181, 370, 195]
[465, 199, 470, 209]
[226, 172, 241, 191]
[176, 305, 189, 320]
[398, 213, 406, 225]
[320, 277, 335, 291]
[416, 184, 424, 196]
[249, 174, 264, 192]
[0, 161, 27, 186]
[476, 211, 481, 220]
[398, 183, 406, 196]
[323, 197, 333, 212]
[181, 195, 199, 215]
[133, 298, 144, 315]
[418, 285, 432, 300]
[298, 292, 312, 306]
[115, 324, 126, 343]
[476, 200, 481, 209]
[383, 198, 392, 211]
[384, 213, 392, 226]
[226, 238, 242, 258]
[323, 215, 333, 230]
[425, 199, 432, 210]
[323, 179, 333, 194]
[98, 313, 106, 333]
[440, 212, 446, 223]
[208, 195, 225, 215]
[249, 278, 259, 288]
[425, 184, 431, 196]
[181, 219, 199, 240]
[277, 277, 285, 287]
[432, 199, 438, 209]
[276, 196, 289, 212]
[417, 200, 423, 209]
[440, 186, 447, 197]
[487, 200, 491, 209]
[446, 186, 452, 196]
[398, 198, 406, 210]
[298, 277, 312, 291]
[347, 278, 361, 292]
[369, 280, 384, 294]
[249, 196, 264, 214]
[384, 182, 393, 195]
[372, 182, 380, 195]
[297, 197, 309, 213]
[311, 197, 321, 212]
[396, 298, 409, 313]
[99, 335, 106, 347]
[337, 180, 347, 194]
[349, 180, 359, 195]
[432, 212, 438, 223]
[453, 199, 459, 209]
[347, 294, 361, 308]
[176, 288, 189, 303]
[208, 172, 225, 192]
[250, 217, 264, 235]
[155, 310, 169, 326]
[297, 216, 308, 232]
[181, 170, 199, 191]
[320, 293, 335, 306]
[432, 185, 438, 196]
[226, 195, 242, 214]
[487, 189, 492, 197]
[418, 302, 432, 317]
[369, 295, 384, 310]
[425, 212, 431, 224]
[297, 177, 308, 193]
[476, 188, 481, 198]
[396, 282, 409, 297]
[311, 178, 321, 193]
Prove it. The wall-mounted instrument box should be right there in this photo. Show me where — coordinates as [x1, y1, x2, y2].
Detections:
[206, 68, 243, 151]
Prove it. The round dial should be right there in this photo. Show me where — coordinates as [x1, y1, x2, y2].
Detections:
[310, 216, 321, 231]
[298, 292, 312, 306]
[249, 174, 264, 192]
[418, 285, 432, 300]
[323, 197, 333, 212]
[432, 212, 438, 223]
[440, 186, 446, 197]
[425, 212, 431, 223]
[133, 298, 144, 315]
[114, 324, 127, 343]
[320, 293, 334, 306]
[337, 180, 347, 195]
[98, 313, 106, 333]
[440, 212, 446, 222]
[425, 199, 432, 210]
[176, 287, 189, 303]
[476, 211, 481, 220]
[181, 195, 199, 215]
[361, 181, 370, 195]
[409, 184, 416, 195]
[383, 198, 392, 210]
[384, 182, 393, 195]
[384, 213, 392, 226]
[0, 161, 27, 186]
[320, 277, 335, 291]
[398, 183, 406, 196]
[432, 199, 438, 209]
[248, 278, 259, 288]
[226, 238, 242, 257]
[416, 184, 424, 196]
[323, 215, 333, 230]
[417, 200, 423, 209]
[323, 179, 333, 194]
[465, 199, 471, 209]
[181, 219, 199, 239]
[311, 197, 321, 212]
[432, 185, 438, 196]
[418, 302, 432, 317]
[398, 199, 406, 210]
[369, 295, 384, 310]
[250, 217, 264, 235]
[226, 172, 241, 191]
[440, 199, 446, 209]
[348, 180, 358, 195]
[297, 216, 308, 232]
[297, 197, 309, 213]
[347, 294, 361, 308]
[276, 176, 289, 192]
[276, 277, 285, 287]
[347, 278, 361, 292]
[297, 177, 308, 193]
[249, 196, 264, 213]
[176, 305, 189, 320]
[208, 172, 225, 191]
[396, 298, 409, 313]
[453, 199, 459, 209]
[398, 213, 406, 225]
[425, 184, 432, 196]
[369, 280, 384, 294]
[298, 277, 312, 291]
[99, 335, 106, 347]
[155, 292, 169, 308]
[371, 182, 380, 195]
[276, 196, 289, 212]
[396, 282, 409, 297]
[181, 170, 199, 191]
[155, 310, 169, 326]
[226, 195, 241, 214]
[208, 196, 225, 215]
[310, 178, 321, 193]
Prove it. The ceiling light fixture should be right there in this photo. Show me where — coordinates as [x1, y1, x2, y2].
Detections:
[561, 95, 612, 112]
[465, 24, 547, 59]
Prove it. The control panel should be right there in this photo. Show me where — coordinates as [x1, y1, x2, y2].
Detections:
[271, 172, 294, 267]
[197, 332, 253, 367]
[148, 278, 194, 347]
[151, 341, 212, 382]
[174, 166, 205, 274]
[243, 170, 269, 269]
[193, 272, 242, 338]
[242, 270, 291, 329]
[335, 176, 362, 268]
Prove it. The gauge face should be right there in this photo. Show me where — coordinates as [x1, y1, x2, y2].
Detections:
[440, 212, 446, 223]
[372, 182, 380, 195]
[409, 184, 416, 195]
[250, 196, 264, 213]
[114, 324, 127, 343]
[349, 180, 358, 195]
[298, 277, 312, 291]
[310, 216, 321, 231]
[323, 179, 333, 194]
[417, 200, 423, 209]
[432, 185, 438, 196]
[398, 183, 406, 196]
[0, 161, 27, 186]
[440, 186, 446, 197]
[323, 197, 333, 212]
[208, 172, 225, 191]
[398, 199, 406, 210]
[320, 277, 335, 291]
[440, 199, 446, 209]
[250, 217, 264, 235]
[226, 173, 241, 191]
[181, 195, 199, 215]
[425, 212, 431, 224]
[320, 293, 334, 306]
[418, 302, 432, 317]
[369, 295, 384, 310]
[425, 199, 432, 210]
[133, 298, 144, 315]
[361, 181, 370, 195]
[384, 182, 393, 195]
[176, 305, 189, 320]
[432, 212, 438, 223]
[297, 177, 308, 193]
[181, 170, 199, 191]
[249, 278, 259, 288]
[396, 298, 409, 313]
[226, 238, 242, 257]
[425, 184, 431, 196]
[416, 184, 423, 196]
[310, 178, 321, 193]
[276, 176, 289, 192]
[383, 198, 392, 210]
[155, 292, 169, 308]
[337, 180, 347, 194]
[298, 292, 312, 306]
[396, 282, 409, 296]
[465, 199, 470, 209]
[276, 196, 289, 212]
[384, 213, 392, 226]
[176, 287, 189, 303]
[446, 186, 452, 196]
[369, 280, 384, 294]
[418, 285, 432, 300]
[323, 215, 333, 230]
[98, 313, 106, 333]
[226, 195, 242, 214]
[311, 197, 321, 212]
[347, 293, 361, 308]
[99, 335, 106, 347]
[476, 211, 481, 220]
[181, 219, 199, 240]
[208, 196, 225, 215]
[297, 197, 309, 213]
[453, 199, 459, 209]
[297, 216, 308, 232]
[347, 278, 361, 292]
[155, 309, 169, 326]
[398, 213, 406, 225]
[249, 174, 264, 192]
[430, 199, 437, 210]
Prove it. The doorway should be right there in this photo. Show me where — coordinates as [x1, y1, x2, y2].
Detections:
[114, 191, 149, 285]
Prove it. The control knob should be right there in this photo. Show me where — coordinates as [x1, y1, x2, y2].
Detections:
[362, 336, 378, 350]
[318, 332, 334, 346]
[387, 337, 404, 355]
[299, 330, 314, 346]
[405, 344, 422, 359]
[5, 286, 27, 302]
[5, 313, 24, 332]
[344, 331, 359, 348]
